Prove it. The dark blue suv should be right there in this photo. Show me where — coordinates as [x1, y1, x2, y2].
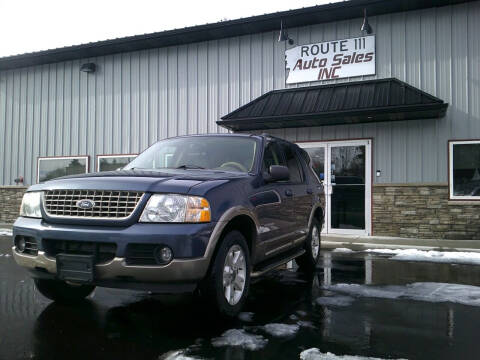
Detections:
[12, 134, 324, 316]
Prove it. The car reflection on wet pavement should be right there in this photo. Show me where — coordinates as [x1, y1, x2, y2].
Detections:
[2, 236, 480, 360]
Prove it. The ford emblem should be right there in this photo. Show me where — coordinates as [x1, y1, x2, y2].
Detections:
[76, 199, 95, 210]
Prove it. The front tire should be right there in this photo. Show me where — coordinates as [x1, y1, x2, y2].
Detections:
[202, 231, 250, 318]
[295, 218, 322, 272]
[34, 279, 95, 303]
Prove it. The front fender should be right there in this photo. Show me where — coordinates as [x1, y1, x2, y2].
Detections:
[203, 206, 259, 261]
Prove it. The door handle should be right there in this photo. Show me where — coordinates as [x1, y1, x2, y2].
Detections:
[285, 189, 293, 197]
[306, 188, 313, 194]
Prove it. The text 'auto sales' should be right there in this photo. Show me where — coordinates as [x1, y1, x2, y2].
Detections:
[285, 35, 376, 84]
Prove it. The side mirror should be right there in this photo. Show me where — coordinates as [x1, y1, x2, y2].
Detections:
[265, 165, 290, 182]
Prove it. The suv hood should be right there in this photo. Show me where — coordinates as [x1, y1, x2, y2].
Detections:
[28, 169, 249, 194]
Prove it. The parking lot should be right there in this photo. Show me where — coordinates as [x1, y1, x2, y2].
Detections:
[2, 235, 480, 360]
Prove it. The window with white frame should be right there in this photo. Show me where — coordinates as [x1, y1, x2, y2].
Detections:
[449, 140, 480, 199]
[37, 156, 89, 183]
[97, 154, 137, 172]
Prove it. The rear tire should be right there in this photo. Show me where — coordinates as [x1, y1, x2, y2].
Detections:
[295, 218, 322, 273]
[201, 231, 250, 318]
[34, 279, 95, 303]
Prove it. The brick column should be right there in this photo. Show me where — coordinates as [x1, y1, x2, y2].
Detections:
[0, 186, 27, 224]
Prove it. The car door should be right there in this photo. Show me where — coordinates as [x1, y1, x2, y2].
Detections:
[253, 141, 296, 258]
[278, 143, 314, 241]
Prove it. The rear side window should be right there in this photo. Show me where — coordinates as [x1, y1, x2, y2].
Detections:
[263, 142, 286, 171]
[280, 144, 304, 183]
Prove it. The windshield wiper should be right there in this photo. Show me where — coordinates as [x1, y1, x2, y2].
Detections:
[175, 164, 205, 169]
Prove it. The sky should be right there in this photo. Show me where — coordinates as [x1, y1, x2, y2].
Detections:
[0, 0, 338, 58]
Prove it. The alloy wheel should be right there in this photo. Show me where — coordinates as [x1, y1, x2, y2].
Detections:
[222, 244, 247, 306]
[311, 225, 320, 259]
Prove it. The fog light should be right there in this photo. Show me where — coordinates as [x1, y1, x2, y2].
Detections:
[16, 237, 26, 252]
[161, 247, 173, 262]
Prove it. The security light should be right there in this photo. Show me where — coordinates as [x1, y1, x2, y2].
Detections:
[80, 63, 96, 73]
[361, 9, 373, 34]
[278, 20, 294, 45]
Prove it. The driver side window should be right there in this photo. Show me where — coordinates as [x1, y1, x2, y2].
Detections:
[263, 142, 286, 172]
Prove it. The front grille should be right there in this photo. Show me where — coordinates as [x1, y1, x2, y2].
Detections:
[126, 244, 158, 266]
[43, 239, 117, 264]
[43, 190, 143, 219]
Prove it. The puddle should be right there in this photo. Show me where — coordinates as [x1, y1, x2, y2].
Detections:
[2, 238, 480, 360]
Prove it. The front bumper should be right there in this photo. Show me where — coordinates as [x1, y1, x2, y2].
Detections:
[12, 217, 217, 289]
[12, 247, 209, 287]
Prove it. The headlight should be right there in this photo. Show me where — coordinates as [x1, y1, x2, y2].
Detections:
[19, 192, 42, 218]
[140, 194, 211, 223]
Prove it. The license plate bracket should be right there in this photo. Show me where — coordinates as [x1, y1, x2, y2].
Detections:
[56, 254, 95, 283]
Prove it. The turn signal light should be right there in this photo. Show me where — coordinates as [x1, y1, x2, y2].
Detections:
[186, 197, 211, 222]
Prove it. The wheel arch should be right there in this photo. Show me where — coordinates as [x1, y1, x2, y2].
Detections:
[204, 207, 259, 274]
[308, 204, 325, 231]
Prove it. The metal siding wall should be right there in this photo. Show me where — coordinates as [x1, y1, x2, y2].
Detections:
[0, 71, 6, 184]
[468, 3, 480, 137]
[218, 39, 230, 135]
[0, 2, 479, 185]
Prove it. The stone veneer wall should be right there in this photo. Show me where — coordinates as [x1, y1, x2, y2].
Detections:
[373, 184, 480, 240]
[0, 186, 26, 224]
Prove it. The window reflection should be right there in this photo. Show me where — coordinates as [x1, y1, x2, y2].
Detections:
[98, 156, 137, 172]
[38, 157, 88, 183]
[305, 147, 325, 181]
[331, 146, 365, 184]
[452, 143, 480, 197]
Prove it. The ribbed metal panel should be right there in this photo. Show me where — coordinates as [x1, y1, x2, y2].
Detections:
[0, 2, 479, 185]
[219, 78, 447, 130]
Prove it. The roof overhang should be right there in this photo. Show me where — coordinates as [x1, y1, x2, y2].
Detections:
[217, 78, 448, 131]
[0, 0, 475, 71]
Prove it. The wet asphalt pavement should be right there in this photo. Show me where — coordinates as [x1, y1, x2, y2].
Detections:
[2, 235, 480, 360]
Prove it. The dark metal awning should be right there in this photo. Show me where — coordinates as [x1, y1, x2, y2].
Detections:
[217, 78, 448, 131]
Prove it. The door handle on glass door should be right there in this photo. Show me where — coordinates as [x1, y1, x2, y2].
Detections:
[326, 185, 333, 195]
[285, 189, 293, 197]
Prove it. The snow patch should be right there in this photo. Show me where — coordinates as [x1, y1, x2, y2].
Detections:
[332, 248, 354, 253]
[262, 323, 300, 337]
[364, 249, 402, 255]
[238, 312, 254, 322]
[296, 310, 308, 317]
[326, 282, 480, 307]
[297, 320, 315, 329]
[316, 295, 355, 307]
[389, 249, 480, 265]
[211, 329, 267, 351]
[300, 348, 405, 360]
[366, 248, 480, 265]
[0, 229, 12, 236]
[158, 350, 202, 360]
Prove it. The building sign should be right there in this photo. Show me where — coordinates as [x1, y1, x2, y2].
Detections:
[285, 35, 375, 84]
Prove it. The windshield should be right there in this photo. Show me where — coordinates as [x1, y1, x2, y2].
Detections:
[124, 136, 258, 173]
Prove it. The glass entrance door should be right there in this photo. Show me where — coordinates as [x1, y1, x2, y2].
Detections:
[299, 140, 371, 236]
